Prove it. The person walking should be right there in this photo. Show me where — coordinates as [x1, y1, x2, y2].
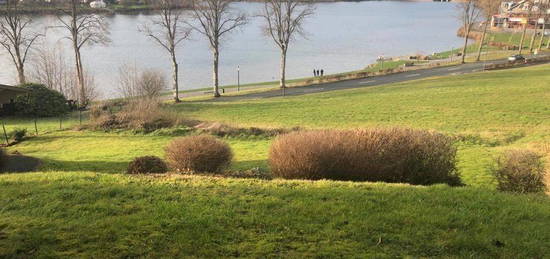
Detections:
[321, 69, 324, 77]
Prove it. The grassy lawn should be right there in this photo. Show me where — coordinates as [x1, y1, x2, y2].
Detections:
[1, 64, 549, 257]
[1, 172, 549, 258]
[172, 65, 550, 137]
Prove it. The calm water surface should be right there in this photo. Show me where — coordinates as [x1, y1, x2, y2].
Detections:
[0, 1, 462, 97]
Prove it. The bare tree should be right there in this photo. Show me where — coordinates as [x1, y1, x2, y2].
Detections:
[189, 0, 247, 97]
[56, 0, 109, 108]
[536, 2, 549, 51]
[518, 1, 533, 55]
[0, 0, 42, 84]
[30, 45, 73, 96]
[117, 63, 141, 99]
[457, 0, 482, 64]
[140, 0, 191, 103]
[259, 0, 314, 90]
[140, 69, 167, 99]
[529, 2, 544, 52]
[117, 63, 167, 100]
[30, 43, 99, 108]
[66, 71, 100, 105]
[476, 0, 501, 61]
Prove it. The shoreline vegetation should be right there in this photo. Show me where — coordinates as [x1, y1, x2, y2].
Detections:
[0, 0, 434, 15]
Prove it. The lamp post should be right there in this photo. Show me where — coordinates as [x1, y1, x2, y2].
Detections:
[237, 65, 240, 92]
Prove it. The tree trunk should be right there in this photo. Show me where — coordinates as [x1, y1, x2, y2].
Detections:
[519, 18, 528, 54]
[476, 21, 489, 62]
[212, 47, 220, 97]
[74, 47, 85, 106]
[16, 64, 25, 84]
[538, 22, 546, 51]
[12, 42, 26, 84]
[529, 19, 539, 53]
[171, 51, 180, 102]
[461, 26, 470, 64]
[71, 0, 85, 108]
[280, 47, 287, 88]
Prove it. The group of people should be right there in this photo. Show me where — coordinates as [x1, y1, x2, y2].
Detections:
[313, 69, 324, 77]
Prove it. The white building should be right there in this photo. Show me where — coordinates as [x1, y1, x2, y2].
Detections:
[90, 0, 106, 8]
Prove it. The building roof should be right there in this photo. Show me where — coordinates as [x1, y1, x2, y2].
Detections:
[0, 84, 29, 93]
[0, 84, 29, 105]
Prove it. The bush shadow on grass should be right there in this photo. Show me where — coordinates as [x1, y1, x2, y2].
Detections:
[38, 158, 130, 174]
[0, 155, 41, 173]
[38, 159, 270, 175]
[231, 159, 269, 172]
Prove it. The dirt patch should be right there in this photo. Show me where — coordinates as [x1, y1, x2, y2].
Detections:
[0, 153, 41, 173]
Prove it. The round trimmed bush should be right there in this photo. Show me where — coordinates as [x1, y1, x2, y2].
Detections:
[269, 128, 461, 186]
[165, 135, 233, 173]
[493, 150, 547, 193]
[127, 156, 168, 174]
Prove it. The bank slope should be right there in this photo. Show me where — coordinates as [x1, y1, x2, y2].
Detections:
[0, 172, 549, 258]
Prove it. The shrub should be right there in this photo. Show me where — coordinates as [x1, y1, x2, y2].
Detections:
[493, 150, 547, 193]
[269, 128, 461, 186]
[14, 83, 69, 117]
[127, 156, 168, 174]
[165, 135, 233, 173]
[89, 99, 180, 133]
[193, 122, 298, 138]
[10, 128, 27, 143]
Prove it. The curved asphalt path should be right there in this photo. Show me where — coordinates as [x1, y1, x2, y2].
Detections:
[204, 54, 549, 102]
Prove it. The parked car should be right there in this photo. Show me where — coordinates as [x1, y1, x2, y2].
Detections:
[508, 54, 525, 62]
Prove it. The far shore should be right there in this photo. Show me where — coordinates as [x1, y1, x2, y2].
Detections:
[0, 0, 451, 15]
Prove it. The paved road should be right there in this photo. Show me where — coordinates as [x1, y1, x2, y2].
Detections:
[202, 54, 549, 102]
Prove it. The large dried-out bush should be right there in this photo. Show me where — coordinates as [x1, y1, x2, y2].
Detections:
[89, 99, 180, 133]
[165, 135, 233, 173]
[127, 156, 168, 174]
[493, 150, 547, 193]
[269, 128, 461, 186]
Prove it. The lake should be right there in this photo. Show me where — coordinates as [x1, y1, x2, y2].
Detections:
[0, 1, 462, 97]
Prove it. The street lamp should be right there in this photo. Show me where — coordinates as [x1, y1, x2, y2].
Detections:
[237, 65, 240, 92]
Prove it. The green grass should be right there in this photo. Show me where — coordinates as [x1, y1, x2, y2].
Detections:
[4, 64, 550, 187]
[1, 172, 549, 258]
[7, 130, 269, 173]
[1, 64, 549, 257]
[172, 65, 550, 137]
